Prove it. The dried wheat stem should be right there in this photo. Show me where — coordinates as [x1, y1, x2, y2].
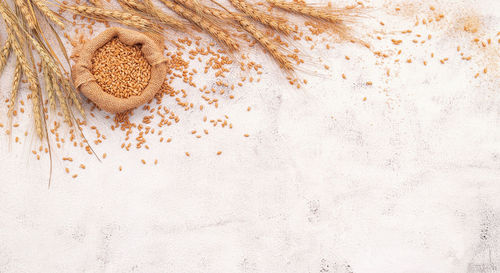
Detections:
[63, 5, 158, 31]
[32, 0, 65, 29]
[14, 0, 37, 30]
[8, 61, 22, 118]
[267, 0, 353, 23]
[234, 14, 293, 70]
[0, 36, 11, 73]
[160, 0, 239, 50]
[229, 0, 293, 34]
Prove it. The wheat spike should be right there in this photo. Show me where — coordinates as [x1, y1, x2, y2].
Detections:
[14, 0, 37, 30]
[229, 0, 293, 34]
[267, 0, 355, 23]
[63, 5, 158, 31]
[51, 76, 72, 125]
[8, 60, 22, 118]
[160, 0, 239, 50]
[10, 35, 43, 138]
[0, 36, 11, 73]
[61, 77, 85, 117]
[88, 0, 103, 8]
[32, 0, 65, 29]
[140, 0, 186, 30]
[173, 0, 231, 19]
[42, 62, 56, 111]
[234, 13, 293, 70]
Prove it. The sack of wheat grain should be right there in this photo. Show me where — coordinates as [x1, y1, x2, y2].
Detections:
[71, 27, 167, 113]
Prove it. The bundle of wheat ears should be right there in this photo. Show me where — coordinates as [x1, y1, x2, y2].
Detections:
[0, 0, 361, 140]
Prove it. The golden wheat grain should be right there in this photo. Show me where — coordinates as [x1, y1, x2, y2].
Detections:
[8, 61, 22, 118]
[160, 0, 239, 50]
[32, 0, 65, 29]
[229, 0, 293, 34]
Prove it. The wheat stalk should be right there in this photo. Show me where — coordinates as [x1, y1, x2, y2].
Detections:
[7, 60, 22, 118]
[32, 0, 65, 29]
[160, 0, 239, 50]
[229, 0, 293, 34]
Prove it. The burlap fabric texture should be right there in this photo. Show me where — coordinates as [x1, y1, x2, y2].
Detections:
[71, 27, 167, 113]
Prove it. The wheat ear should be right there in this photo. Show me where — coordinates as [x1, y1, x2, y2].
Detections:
[61, 77, 85, 117]
[267, 0, 356, 23]
[8, 60, 22, 118]
[32, 0, 65, 29]
[63, 5, 158, 31]
[0, 36, 11, 73]
[42, 62, 55, 111]
[139, 0, 186, 30]
[229, 0, 293, 34]
[160, 0, 239, 50]
[10, 35, 43, 138]
[88, 0, 103, 8]
[14, 0, 37, 30]
[51, 76, 72, 125]
[234, 13, 293, 70]
[173, 0, 232, 19]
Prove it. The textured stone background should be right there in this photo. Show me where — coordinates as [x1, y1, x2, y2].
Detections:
[0, 0, 499, 272]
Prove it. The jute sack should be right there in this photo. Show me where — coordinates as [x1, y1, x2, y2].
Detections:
[71, 27, 167, 113]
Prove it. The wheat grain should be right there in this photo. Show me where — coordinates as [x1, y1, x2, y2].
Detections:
[32, 0, 65, 29]
[8, 61, 22, 118]
[160, 0, 239, 50]
[229, 0, 293, 34]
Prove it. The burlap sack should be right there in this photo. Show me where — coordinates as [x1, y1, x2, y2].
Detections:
[71, 27, 167, 113]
